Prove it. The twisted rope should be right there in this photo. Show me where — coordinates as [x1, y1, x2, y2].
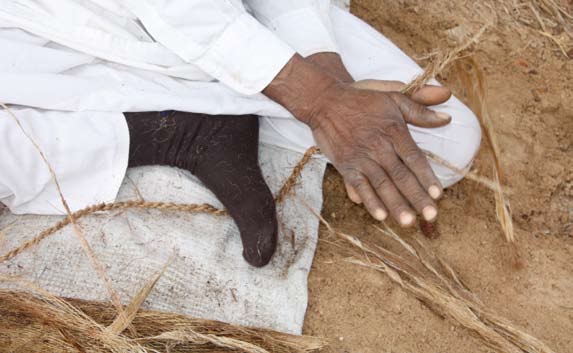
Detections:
[275, 146, 320, 204]
[0, 147, 321, 263]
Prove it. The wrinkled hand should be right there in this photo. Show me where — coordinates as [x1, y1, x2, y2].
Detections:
[305, 53, 452, 214]
[264, 54, 452, 226]
[343, 79, 452, 210]
[307, 81, 451, 226]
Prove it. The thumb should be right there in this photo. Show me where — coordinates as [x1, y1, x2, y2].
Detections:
[390, 93, 452, 128]
[410, 85, 452, 106]
[353, 79, 452, 106]
[352, 79, 404, 92]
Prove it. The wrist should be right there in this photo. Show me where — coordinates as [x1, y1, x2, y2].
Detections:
[263, 54, 338, 125]
[306, 52, 354, 83]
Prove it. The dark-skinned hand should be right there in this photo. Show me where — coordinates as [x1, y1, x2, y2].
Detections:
[306, 53, 452, 211]
[264, 54, 452, 227]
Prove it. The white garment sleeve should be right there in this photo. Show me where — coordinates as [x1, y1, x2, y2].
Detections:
[245, 0, 338, 57]
[126, 0, 296, 95]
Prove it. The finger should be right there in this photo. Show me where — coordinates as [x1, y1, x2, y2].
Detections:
[378, 152, 439, 222]
[344, 182, 362, 204]
[360, 160, 417, 227]
[351, 79, 405, 92]
[389, 131, 444, 200]
[390, 93, 452, 128]
[342, 169, 387, 221]
[410, 85, 452, 106]
[352, 80, 451, 106]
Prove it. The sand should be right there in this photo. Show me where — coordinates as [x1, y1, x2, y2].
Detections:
[303, 1, 572, 352]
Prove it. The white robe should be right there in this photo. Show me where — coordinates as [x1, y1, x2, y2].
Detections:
[0, 1, 481, 215]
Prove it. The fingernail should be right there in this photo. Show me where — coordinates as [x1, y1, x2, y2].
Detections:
[436, 112, 451, 122]
[422, 206, 438, 221]
[429, 185, 442, 199]
[374, 209, 388, 221]
[400, 212, 415, 226]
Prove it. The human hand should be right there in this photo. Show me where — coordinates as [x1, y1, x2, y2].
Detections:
[305, 54, 453, 209]
[344, 79, 451, 207]
[264, 55, 452, 226]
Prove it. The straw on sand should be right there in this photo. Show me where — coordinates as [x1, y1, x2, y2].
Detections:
[303, 203, 555, 353]
[497, 0, 572, 57]
[527, 0, 572, 57]
[393, 24, 522, 267]
[401, 24, 490, 95]
[450, 58, 523, 268]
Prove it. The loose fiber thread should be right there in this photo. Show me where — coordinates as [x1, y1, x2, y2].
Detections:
[0, 148, 321, 263]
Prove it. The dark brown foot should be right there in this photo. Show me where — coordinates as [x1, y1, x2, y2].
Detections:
[124, 111, 278, 267]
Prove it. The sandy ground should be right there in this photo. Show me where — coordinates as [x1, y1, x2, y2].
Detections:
[303, 1, 572, 352]
[0, 1, 570, 353]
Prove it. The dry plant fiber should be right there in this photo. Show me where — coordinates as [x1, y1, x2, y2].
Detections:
[0, 285, 326, 353]
[401, 24, 490, 95]
[451, 58, 523, 268]
[305, 203, 555, 353]
[392, 24, 520, 266]
[1, 102, 127, 317]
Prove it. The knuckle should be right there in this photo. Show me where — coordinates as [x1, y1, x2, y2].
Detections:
[389, 164, 410, 182]
[403, 149, 424, 165]
[344, 169, 367, 188]
[372, 174, 392, 191]
[340, 145, 368, 160]
[382, 119, 407, 136]
[362, 194, 380, 208]
[388, 200, 407, 213]
[370, 139, 393, 155]
[408, 189, 429, 205]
